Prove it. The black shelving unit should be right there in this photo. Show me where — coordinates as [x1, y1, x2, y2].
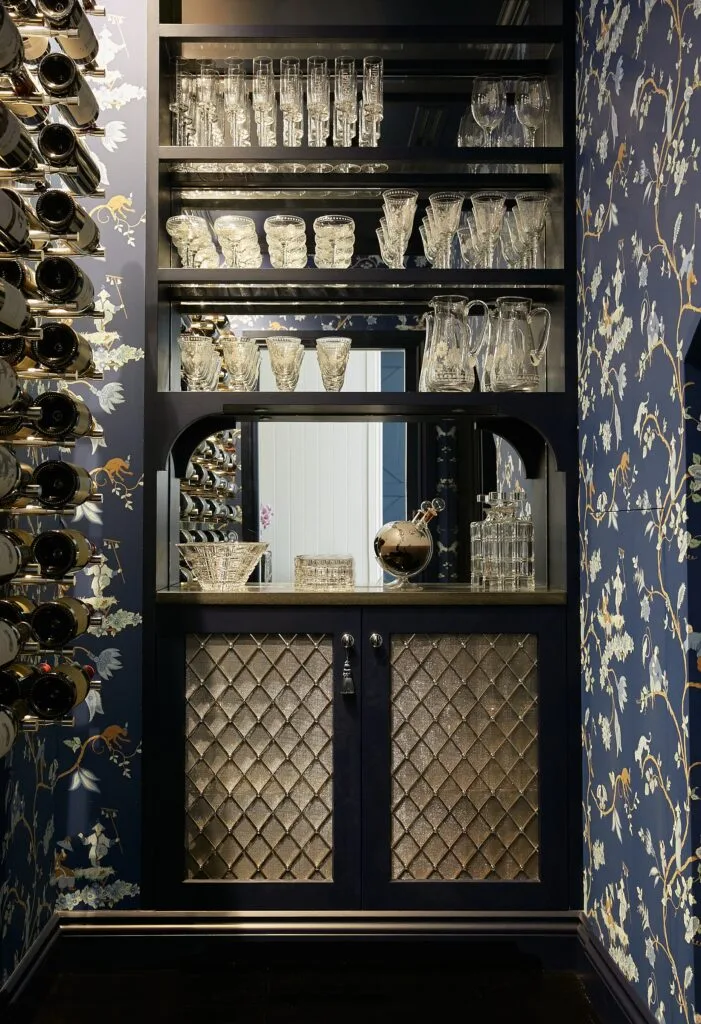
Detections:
[143, 0, 579, 919]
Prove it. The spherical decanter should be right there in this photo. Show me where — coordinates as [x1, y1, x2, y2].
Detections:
[373, 497, 445, 588]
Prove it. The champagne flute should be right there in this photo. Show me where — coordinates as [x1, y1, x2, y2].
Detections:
[471, 77, 506, 148]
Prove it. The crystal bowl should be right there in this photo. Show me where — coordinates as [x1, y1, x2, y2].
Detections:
[178, 542, 268, 591]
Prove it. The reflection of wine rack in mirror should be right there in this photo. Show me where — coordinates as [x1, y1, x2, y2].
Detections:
[0, 0, 106, 758]
[178, 427, 243, 585]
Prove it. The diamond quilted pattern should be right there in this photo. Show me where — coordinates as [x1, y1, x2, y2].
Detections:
[185, 633, 334, 881]
[391, 634, 539, 882]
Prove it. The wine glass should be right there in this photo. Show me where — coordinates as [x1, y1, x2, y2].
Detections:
[471, 78, 506, 148]
[515, 78, 548, 147]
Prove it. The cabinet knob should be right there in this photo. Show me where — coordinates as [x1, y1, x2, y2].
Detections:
[341, 632, 354, 649]
[369, 632, 383, 649]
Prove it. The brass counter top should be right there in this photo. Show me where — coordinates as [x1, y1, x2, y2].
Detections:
[156, 584, 567, 606]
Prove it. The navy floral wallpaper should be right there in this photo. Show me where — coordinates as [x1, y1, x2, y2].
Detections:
[578, 2, 701, 1020]
[0, 0, 146, 983]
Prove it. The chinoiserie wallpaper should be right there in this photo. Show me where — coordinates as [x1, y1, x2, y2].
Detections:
[0, 0, 146, 983]
[578, 2, 701, 1021]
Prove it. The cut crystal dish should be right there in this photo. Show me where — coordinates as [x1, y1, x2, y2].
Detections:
[178, 542, 268, 590]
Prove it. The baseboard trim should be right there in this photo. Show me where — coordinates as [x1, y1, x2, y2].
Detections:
[0, 908, 661, 1024]
[577, 919, 658, 1024]
[0, 914, 59, 1008]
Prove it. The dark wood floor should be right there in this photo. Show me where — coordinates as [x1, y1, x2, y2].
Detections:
[9, 946, 602, 1024]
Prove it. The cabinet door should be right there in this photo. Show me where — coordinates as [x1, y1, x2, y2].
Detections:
[148, 605, 362, 909]
[360, 606, 569, 909]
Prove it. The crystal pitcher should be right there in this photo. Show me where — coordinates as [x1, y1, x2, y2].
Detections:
[419, 294, 489, 392]
[488, 295, 551, 392]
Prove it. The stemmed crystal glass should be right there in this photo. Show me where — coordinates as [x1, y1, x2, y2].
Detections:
[179, 333, 221, 391]
[316, 336, 351, 391]
[457, 212, 485, 268]
[266, 334, 304, 391]
[428, 192, 464, 269]
[166, 214, 219, 269]
[252, 56, 277, 146]
[220, 336, 260, 391]
[264, 214, 308, 268]
[470, 191, 507, 269]
[471, 77, 506, 148]
[334, 57, 357, 146]
[515, 191, 549, 268]
[457, 103, 485, 147]
[515, 78, 549, 147]
[359, 56, 383, 146]
[307, 56, 330, 147]
[280, 57, 303, 147]
[224, 58, 251, 146]
[194, 60, 226, 146]
[313, 214, 355, 269]
[379, 189, 418, 269]
[213, 215, 262, 269]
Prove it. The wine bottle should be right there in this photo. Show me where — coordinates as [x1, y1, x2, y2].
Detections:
[35, 188, 100, 253]
[31, 596, 98, 647]
[0, 279, 33, 333]
[32, 458, 94, 508]
[0, 335, 34, 370]
[0, 5, 49, 128]
[0, 187, 32, 253]
[5, 1, 41, 18]
[0, 447, 38, 505]
[0, 661, 35, 707]
[36, 0, 99, 65]
[180, 492, 195, 518]
[0, 356, 34, 412]
[0, 258, 38, 297]
[0, 527, 32, 582]
[24, 660, 90, 719]
[0, 704, 19, 757]
[31, 322, 93, 374]
[0, 615, 32, 666]
[0, 103, 41, 173]
[36, 121, 100, 195]
[37, 51, 98, 128]
[34, 255, 94, 310]
[0, 595, 36, 622]
[32, 528, 94, 577]
[33, 390, 93, 439]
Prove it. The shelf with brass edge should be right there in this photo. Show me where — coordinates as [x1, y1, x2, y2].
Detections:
[157, 583, 567, 607]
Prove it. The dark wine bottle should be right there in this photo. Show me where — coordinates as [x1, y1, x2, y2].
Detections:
[32, 528, 94, 576]
[0, 447, 37, 505]
[37, 51, 99, 128]
[0, 615, 32, 666]
[0, 186, 32, 252]
[34, 255, 94, 310]
[32, 459, 94, 508]
[33, 390, 93, 439]
[0, 660, 35, 707]
[0, 527, 32, 582]
[31, 596, 96, 647]
[36, 121, 100, 195]
[24, 660, 90, 718]
[36, 0, 99, 64]
[0, 258, 38, 298]
[31, 322, 93, 374]
[35, 189, 100, 253]
[0, 5, 49, 127]
[0, 356, 34, 411]
[0, 103, 41, 173]
[0, 704, 19, 756]
[0, 595, 36, 622]
[0, 279, 33, 333]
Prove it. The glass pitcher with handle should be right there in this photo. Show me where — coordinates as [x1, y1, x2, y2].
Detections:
[419, 293, 489, 392]
[489, 295, 551, 392]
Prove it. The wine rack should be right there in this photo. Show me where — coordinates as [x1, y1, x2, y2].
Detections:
[0, 0, 107, 758]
